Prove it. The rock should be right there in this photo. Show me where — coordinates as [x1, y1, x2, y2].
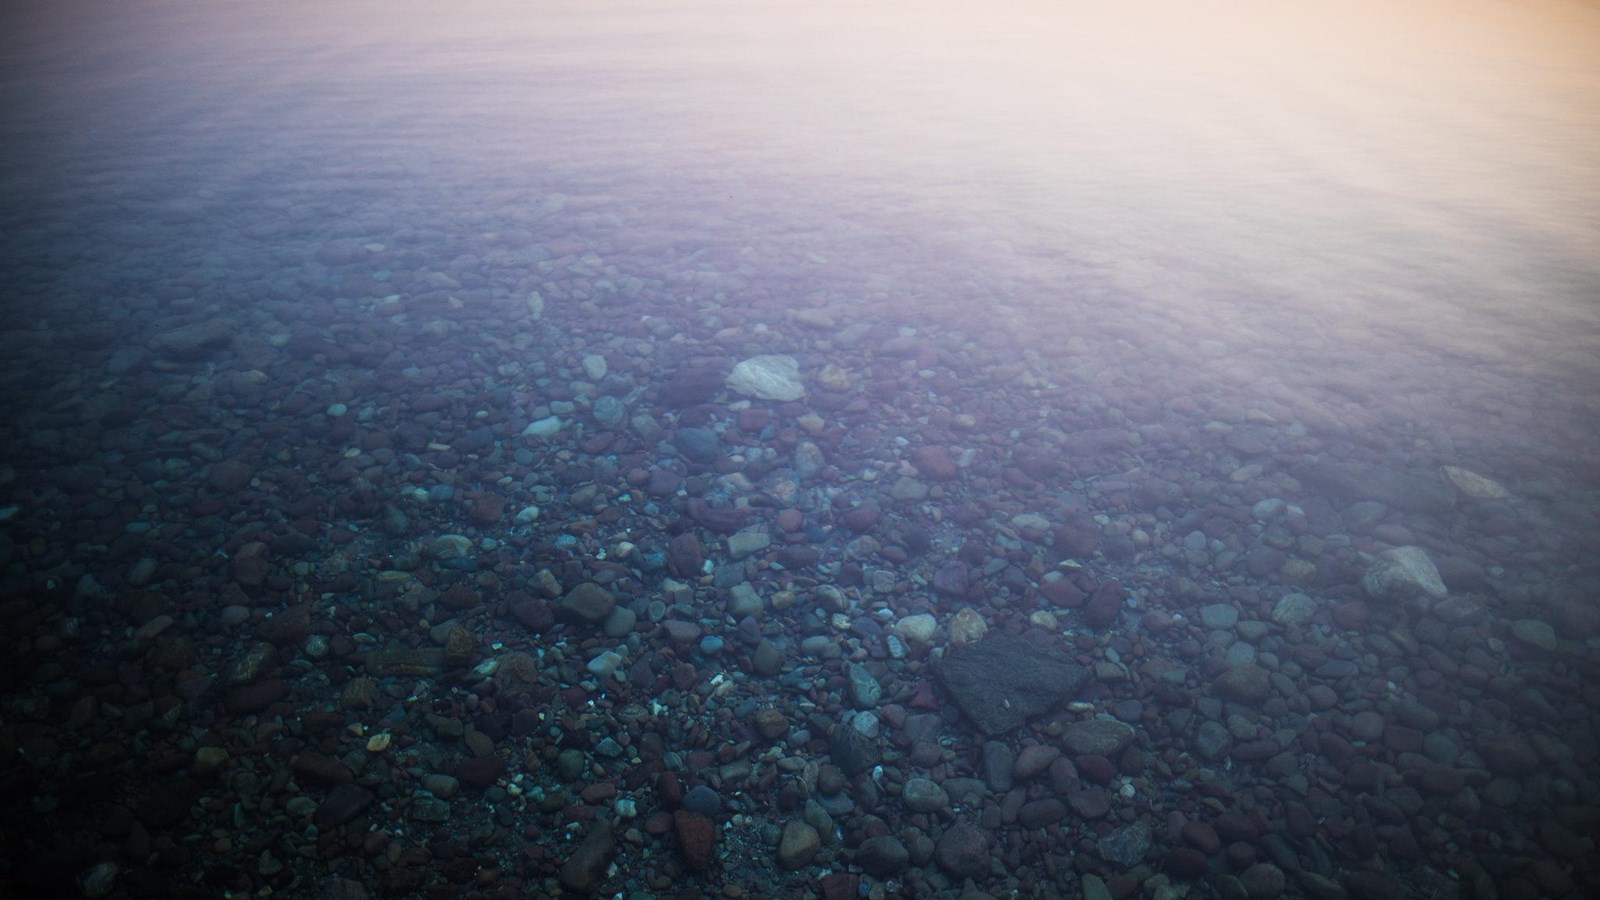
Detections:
[846, 662, 882, 708]
[982, 740, 1015, 791]
[1271, 592, 1317, 625]
[1213, 664, 1273, 704]
[1294, 461, 1456, 514]
[560, 583, 616, 623]
[1510, 618, 1558, 652]
[1478, 734, 1539, 776]
[667, 533, 704, 578]
[727, 528, 771, 560]
[931, 560, 970, 597]
[1241, 863, 1287, 899]
[893, 613, 939, 647]
[936, 633, 1091, 735]
[675, 426, 721, 463]
[910, 446, 959, 480]
[829, 724, 879, 776]
[1084, 581, 1124, 629]
[901, 777, 949, 813]
[1069, 789, 1111, 820]
[558, 821, 616, 894]
[934, 824, 989, 878]
[1013, 744, 1062, 779]
[1017, 798, 1067, 829]
[293, 752, 353, 785]
[946, 606, 988, 644]
[149, 319, 234, 359]
[315, 784, 374, 828]
[777, 820, 821, 868]
[1097, 820, 1152, 867]
[1441, 465, 1510, 500]
[727, 354, 805, 401]
[1060, 719, 1137, 757]
[207, 459, 255, 492]
[856, 835, 909, 877]
[1361, 546, 1448, 609]
[363, 647, 445, 677]
[674, 810, 716, 871]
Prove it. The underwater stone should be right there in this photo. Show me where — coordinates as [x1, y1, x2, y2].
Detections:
[727, 354, 805, 401]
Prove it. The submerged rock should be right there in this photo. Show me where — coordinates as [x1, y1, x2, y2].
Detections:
[727, 354, 805, 401]
[1361, 546, 1448, 610]
[936, 633, 1090, 735]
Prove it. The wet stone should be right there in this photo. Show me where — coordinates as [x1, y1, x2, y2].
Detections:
[857, 835, 909, 877]
[561, 582, 616, 623]
[901, 777, 949, 814]
[777, 820, 821, 869]
[1098, 820, 1152, 867]
[1060, 719, 1136, 757]
[558, 821, 616, 894]
[934, 824, 990, 879]
[935, 632, 1091, 735]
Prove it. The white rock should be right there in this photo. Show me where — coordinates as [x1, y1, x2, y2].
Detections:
[521, 416, 564, 438]
[1442, 465, 1511, 500]
[1361, 546, 1448, 609]
[727, 354, 805, 401]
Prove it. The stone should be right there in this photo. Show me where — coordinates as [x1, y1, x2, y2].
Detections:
[314, 784, 373, 829]
[558, 821, 616, 894]
[934, 824, 989, 878]
[935, 632, 1091, 735]
[150, 319, 234, 359]
[777, 820, 821, 868]
[667, 532, 704, 578]
[674, 810, 716, 871]
[207, 459, 255, 492]
[1060, 719, 1137, 757]
[1294, 461, 1456, 514]
[1360, 546, 1448, 609]
[1017, 798, 1067, 829]
[910, 446, 959, 480]
[727, 354, 805, 401]
[560, 583, 616, 623]
[901, 777, 949, 813]
[893, 613, 939, 646]
[856, 835, 909, 877]
[1441, 465, 1511, 500]
[1271, 592, 1318, 625]
[846, 662, 882, 708]
[1510, 619, 1557, 652]
[1213, 664, 1273, 704]
[1097, 820, 1152, 867]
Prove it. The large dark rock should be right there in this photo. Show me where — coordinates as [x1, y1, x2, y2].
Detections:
[935, 633, 1090, 735]
[1294, 460, 1456, 514]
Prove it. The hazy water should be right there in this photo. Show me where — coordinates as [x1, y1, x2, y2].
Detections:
[5, 0, 1599, 462]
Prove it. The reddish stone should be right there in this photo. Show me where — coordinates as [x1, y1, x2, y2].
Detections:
[775, 508, 804, 532]
[456, 755, 505, 790]
[1084, 581, 1124, 629]
[841, 507, 879, 532]
[468, 494, 506, 525]
[737, 408, 771, 432]
[667, 533, 704, 578]
[673, 810, 716, 871]
[910, 446, 959, 480]
[440, 584, 481, 610]
[1039, 576, 1085, 607]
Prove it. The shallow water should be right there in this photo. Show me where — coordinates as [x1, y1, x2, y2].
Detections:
[3, 0, 1599, 897]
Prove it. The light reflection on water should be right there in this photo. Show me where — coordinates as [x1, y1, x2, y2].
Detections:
[4, 0, 1598, 446]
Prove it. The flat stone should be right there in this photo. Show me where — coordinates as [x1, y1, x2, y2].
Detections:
[1060, 719, 1136, 757]
[935, 633, 1091, 735]
[727, 354, 805, 401]
[934, 824, 989, 878]
[559, 821, 616, 894]
[777, 820, 821, 868]
[560, 583, 616, 623]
